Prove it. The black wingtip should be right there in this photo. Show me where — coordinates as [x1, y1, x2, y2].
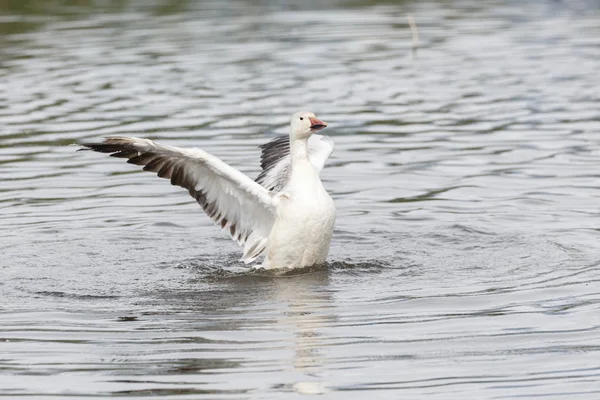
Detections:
[78, 142, 127, 154]
[77, 142, 101, 151]
[258, 135, 288, 152]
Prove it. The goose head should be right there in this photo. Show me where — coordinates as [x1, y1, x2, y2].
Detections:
[289, 111, 327, 140]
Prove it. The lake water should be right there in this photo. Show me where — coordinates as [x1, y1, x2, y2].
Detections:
[2, 0, 600, 398]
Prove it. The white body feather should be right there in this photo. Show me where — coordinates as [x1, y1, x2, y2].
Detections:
[263, 158, 336, 269]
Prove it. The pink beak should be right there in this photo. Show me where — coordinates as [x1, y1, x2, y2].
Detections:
[309, 116, 328, 131]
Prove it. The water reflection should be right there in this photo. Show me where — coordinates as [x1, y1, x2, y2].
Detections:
[271, 270, 332, 393]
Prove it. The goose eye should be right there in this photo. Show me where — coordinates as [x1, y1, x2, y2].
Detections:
[299, 117, 304, 121]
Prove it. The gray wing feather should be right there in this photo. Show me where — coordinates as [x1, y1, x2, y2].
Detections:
[255, 134, 334, 192]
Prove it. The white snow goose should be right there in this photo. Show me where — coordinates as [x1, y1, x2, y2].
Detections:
[80, 111, 336, 270]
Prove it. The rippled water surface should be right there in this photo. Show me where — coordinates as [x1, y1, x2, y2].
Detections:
[2, 0, 600, 398]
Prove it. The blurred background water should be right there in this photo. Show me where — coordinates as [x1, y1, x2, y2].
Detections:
[1, 0, 600, 398]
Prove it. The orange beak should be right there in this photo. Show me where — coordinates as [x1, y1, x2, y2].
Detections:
[309, 116, 328, 131]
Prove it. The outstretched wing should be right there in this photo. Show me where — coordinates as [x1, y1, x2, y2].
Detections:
[255, 134, 334, 192]
[80, 137, 275, 263]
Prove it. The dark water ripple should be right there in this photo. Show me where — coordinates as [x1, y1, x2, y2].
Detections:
[2, 0, 600, 398]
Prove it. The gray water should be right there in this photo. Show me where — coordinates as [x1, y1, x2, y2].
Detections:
[2, 0, 600, 398]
